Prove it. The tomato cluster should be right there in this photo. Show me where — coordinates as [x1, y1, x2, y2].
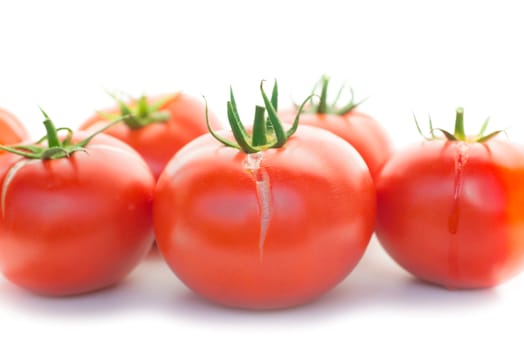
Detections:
[1, 78, 524, 309]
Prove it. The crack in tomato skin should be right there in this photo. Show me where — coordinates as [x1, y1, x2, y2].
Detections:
[448, 142, 470, 235]
[447, 142, 470, 288]
[243, 152, 272, 261]
[254, 169, 271, 260]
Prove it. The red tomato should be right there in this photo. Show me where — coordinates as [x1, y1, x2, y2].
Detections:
[376, 111, 524, 289]
[280, 77, 393, 180]
[154, 125, 375, 309]
[0, 107, 29, 144]
[281, 109, 392, 180]
[0, 131, 155, 296]
[79, 92, 223, 179]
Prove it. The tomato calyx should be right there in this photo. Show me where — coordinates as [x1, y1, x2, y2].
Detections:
[100, 92, 173, 130]
[0, 108, 126, 160]
[206, 80, 312, 154]
[300, 75, 366, 115]
[414, 107, 504, 143]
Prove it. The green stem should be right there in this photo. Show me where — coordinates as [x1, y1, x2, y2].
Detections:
[252, 106, 267, 147]
[137, 96, 149, 118]
[317, 75, 329, 114]
[454, 107, 466, 141]
[40, 108, 62, 148]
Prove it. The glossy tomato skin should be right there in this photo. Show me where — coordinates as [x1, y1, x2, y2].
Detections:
[280, 109, 393, 180]
[0, 133, 155, 296]
[0, 107, 30, 144]
[79, 92, 223, 179]
[154, 125, 376, 309]
[376, 139, 524, 289]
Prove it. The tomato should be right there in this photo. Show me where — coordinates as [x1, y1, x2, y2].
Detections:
[0, 107, 30, 144]
[79, 92, 223, 179]
[153, 82, 375, 309]
[375, 108, 524, 289]
[0, 115, 155, 296]
[280, 76, 393, 180]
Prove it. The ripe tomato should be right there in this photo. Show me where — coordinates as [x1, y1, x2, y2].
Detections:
[154, 82, 375, 309]
[0, 115, 155, 296]
[79, 92, 223, 179]
[0, 107, 29, 144]
[376, 108, 524, 289]
[280, 76, 393, 180]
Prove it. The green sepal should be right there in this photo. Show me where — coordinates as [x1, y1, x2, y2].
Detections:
[479, 117, 490, 137]
[227, 101, 258, 153]
[270, 81, 279, 111]
[434, 128, 458, 141]
[414, 107, 504, 143]
[477, 130, 504, 143]
[206, 80, 312, 154]
[102, 92, 173, 130]
[204, 96, 240, 150]
[228, 87, 251, 142]
[260, 80, 287, 148]
[287, 92, 314, 138]
[0, 110, 130, 160]
[303, 75, 366, 115]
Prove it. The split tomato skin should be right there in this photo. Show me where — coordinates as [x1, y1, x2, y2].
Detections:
[80, 92, 223, 179]
[0, 133, 155, 296]
[0, 107, 29, 144]
[154, 125, 376, 309]
[376, 139, 524, 288]
[280, 109, 393, 180]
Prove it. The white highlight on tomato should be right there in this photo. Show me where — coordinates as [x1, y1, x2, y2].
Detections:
[1, 159, 39, 218]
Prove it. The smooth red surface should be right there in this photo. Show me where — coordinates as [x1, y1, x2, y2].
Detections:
[0, 107, 29, 145]
[376, 139, 524, 288]
[80, 92, 222, 179]
[154, 125, 376, 309]
[0, 133, 155, 296]
[280, 108, 393, 180]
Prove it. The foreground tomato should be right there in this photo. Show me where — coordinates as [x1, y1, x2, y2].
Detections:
[0, 107, 29, 144]
[280, 76, 393, 180]
[79, 92, 223, 179]
[376, 108, 524, 289]
[0, 112, 155, 296]
[154, 82, 376, 309]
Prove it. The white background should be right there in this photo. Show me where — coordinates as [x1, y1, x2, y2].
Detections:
[1, 0, 524, 349]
